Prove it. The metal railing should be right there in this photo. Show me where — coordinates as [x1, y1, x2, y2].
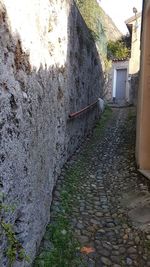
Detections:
[69, 99, 98, 119]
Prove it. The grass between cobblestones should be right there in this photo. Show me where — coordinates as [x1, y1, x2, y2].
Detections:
[33, 106, 112, 267]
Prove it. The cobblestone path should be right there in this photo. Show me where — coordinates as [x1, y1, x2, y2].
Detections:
[34, 108, 150, 267]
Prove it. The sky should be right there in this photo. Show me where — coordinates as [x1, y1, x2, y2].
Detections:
[98, 0, 143, 34]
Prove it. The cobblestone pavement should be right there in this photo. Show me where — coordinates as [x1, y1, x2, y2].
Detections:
[35, 108, 150, 267]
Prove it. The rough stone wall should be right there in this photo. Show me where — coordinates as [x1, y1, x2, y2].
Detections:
[104, 67, 113, 102]
[130, 73, 139, 105]
[0, 0, 104, 266]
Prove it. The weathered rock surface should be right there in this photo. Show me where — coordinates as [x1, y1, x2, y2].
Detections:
[99, 6, 122, 41]
[0, 0, 105, 266]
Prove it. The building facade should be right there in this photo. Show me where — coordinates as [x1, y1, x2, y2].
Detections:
[136, 0, 150, 177]
[125, 12, 142, 75]
[106, 12, 141, 105]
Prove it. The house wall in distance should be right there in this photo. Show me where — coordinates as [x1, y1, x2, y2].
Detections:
[129, 15, 142, 75]
[105, 60, 129, 103]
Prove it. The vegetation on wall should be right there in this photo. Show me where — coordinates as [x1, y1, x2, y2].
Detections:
[75, 0, 107, 59]
[75, 0, 131, 63]
[107, 35, 131, 60]
[76, 0, 102, 37]
[0, 195, 29, 266]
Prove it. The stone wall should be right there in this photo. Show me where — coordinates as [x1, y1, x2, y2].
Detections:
[0, 0, 104, 266]
[99, 7, 122, 42]
[130, 73, 139, 105]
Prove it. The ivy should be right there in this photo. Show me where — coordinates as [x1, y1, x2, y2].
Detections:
[0, 196, 30, 266]
[75, 0, 107, 55]
[1, 221, 30, 266]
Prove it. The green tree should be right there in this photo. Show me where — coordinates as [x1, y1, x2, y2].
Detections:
[107, 38, 130, 60]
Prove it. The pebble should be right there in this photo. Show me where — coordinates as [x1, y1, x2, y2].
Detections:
[127, 246, 137, 254]
[135, 236, 140, 244]
[123, 234, 128, 240]
[76, 222, 84, 229]
[78, 235, 89, 244]
[101, 257, 112, 266]
[100, 249, 110, 257]
[119, 247, 126, 254]
[95, 211, 103, 217]
[126, 257, 133, 265]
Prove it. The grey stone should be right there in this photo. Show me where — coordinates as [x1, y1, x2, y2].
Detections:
[119, 247, 126, 254]
[135, 236, 140, 244]
[90, 219, 100, 225]
[127, 246, 137, 254]
[88, 258, 95, 267]
[101, 257, 112, 266]
[77, 223, 84, 230]
[100, 249, 110, 257]
[112, 250, 120, 256]
[95, 212, 103, 217]
[111, 256, 120, 264]
[126, 257, 133, 265]
[78, 235, 89, 244]
[102, 242, 112, 251]
[98, 229, 106, 234]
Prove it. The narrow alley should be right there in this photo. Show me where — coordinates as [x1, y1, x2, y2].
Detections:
[1, 0, 149, 266]
[34, 107, 150, 267]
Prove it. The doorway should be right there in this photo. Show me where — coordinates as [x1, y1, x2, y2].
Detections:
[115, 69, 127, 103]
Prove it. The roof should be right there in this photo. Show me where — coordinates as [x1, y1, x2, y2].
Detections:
[125, 12, 141, 34]
[125, 12, 141, 25]
[112, 58, 130, 62]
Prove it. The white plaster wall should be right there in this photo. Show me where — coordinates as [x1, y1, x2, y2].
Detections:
[129, 15, 141, 75]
